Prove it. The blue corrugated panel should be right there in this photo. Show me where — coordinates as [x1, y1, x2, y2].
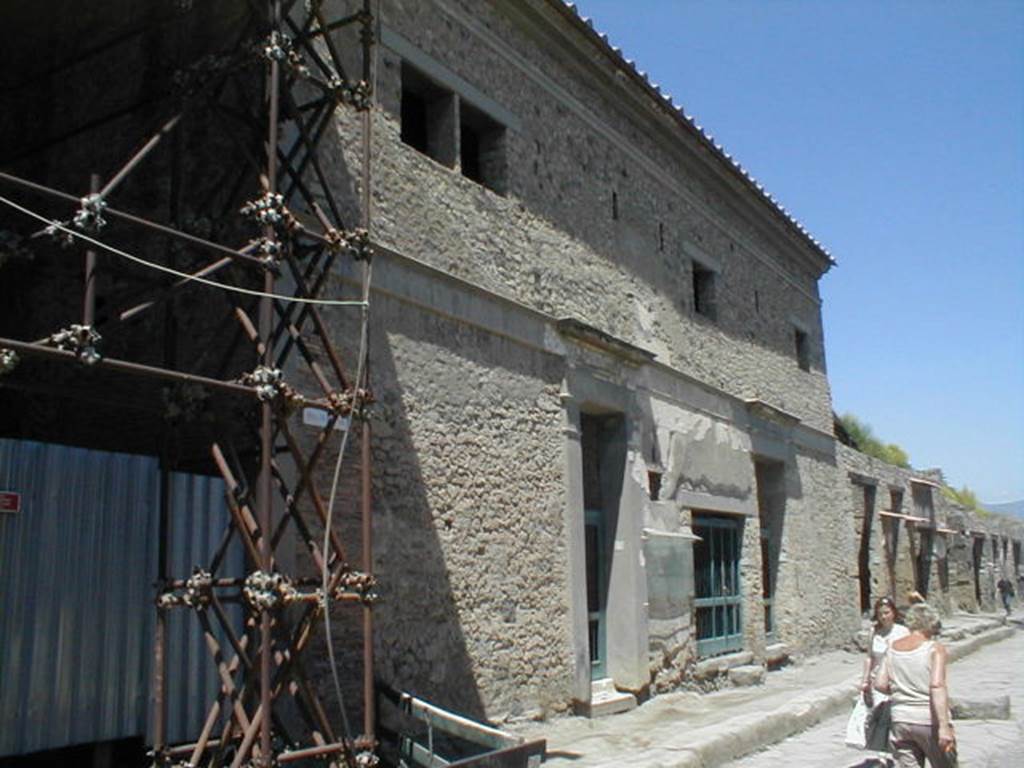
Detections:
[0, 438, 240, 757]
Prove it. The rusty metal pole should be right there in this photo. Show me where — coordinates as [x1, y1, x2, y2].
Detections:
[360, 0, 376, 745]
[152, 455, 171, 759]
[257, 1, 283, 763]
[360, 0, 376, 743]
[361, 410, 374, 739]
[82, 173, 99, 327]
[153, 601, 167, 759]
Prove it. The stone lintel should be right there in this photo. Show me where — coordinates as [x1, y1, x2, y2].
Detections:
[556, 317, 656, 366]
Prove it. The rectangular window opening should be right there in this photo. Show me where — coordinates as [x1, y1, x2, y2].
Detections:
[658, 221, 665, 251]
[400, 62, 456, 167]
[692, 261, 717, 321]
[794, 328, 810, 371]
[612, 191, 619, 220]
[647, 470, 662, 502]
[459, 101, 507, 194]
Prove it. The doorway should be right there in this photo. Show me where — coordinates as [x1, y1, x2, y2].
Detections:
[754, 460, 784, 640]
[580, 412, 625, 680]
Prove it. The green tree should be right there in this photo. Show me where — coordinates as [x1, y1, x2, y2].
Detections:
[837, 413, 911, 469]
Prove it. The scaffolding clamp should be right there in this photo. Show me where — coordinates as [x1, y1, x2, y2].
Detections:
[354, 737, 380, 767]
[73, 193, 108, 233]
[348, 227, 372, 261]
[241, 365, 284, 402]
[244, 570, 288, 612]
[261, 30, 309, 78]
[0, 348, 18, 376]
[240, 366, 304, 413]
[157, 569, 214, 610]
[50, 324, 102, 365]
[43, 220, 76, 248]
[242, 570, 317, 613]
[255, 235, 284, 267]
[334, 569, 378, 605]
[241, 192, 296, 231]
[329, 76, 372, 110]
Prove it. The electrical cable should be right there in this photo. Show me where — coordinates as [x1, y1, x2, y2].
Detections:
[0, 194, 367, 308]
[320, 0, 381, 748]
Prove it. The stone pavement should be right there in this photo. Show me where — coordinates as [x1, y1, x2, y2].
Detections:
[727, 615, 1024, 767]
[516, 611, 1019, 768]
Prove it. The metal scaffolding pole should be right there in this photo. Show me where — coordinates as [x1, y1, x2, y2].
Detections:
[0, 1, 379, 765]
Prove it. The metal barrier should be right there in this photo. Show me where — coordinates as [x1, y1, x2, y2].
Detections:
[378, 684, 545, 768]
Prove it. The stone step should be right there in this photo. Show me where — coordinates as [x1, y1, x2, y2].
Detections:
[587, 678, 638, 718]
[694, 650, 754, 680]
[728, 664, 766, 687]
[765, 642, 791, 669]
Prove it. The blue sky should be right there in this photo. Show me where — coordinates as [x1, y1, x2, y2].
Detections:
[573, 0, 1024, 503]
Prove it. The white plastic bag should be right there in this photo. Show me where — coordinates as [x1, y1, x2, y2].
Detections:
[844, 695, 869, 748]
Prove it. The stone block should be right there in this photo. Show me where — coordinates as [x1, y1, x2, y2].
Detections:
[764, 642, 790, 668]
[693, 650, 754, 680]
[728, 664, 766, 687]
[587, 678, 637, 718]
[951, 695, 1011, 720]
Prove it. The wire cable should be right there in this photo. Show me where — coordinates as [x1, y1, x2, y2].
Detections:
[320, 0, 381, 746]
[0, 194, 367, 308]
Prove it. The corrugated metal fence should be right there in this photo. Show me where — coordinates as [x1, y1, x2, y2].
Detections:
[0, 438, 243, 757]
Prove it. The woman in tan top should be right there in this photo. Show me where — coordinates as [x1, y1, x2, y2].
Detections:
[874, 602, 955, 767]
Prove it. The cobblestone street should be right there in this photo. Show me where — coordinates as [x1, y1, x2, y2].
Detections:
[726, 620, 1024, 768]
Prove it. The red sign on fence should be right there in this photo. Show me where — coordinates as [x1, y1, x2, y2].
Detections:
[0, 492, 20, 513]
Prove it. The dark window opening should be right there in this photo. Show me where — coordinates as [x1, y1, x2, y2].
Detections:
[647, 470, 662, 501]
[400, 62, 456, 167]
[459, 101, 507, 194]
[887, 489, 903, 590]
[794, 328, 810, 371]
[658, 221, 664, 251]
[611, 191, 619, 220]
[754, 289, 760, 314]
[858, 484, 876, 613]
[692, 261, 717, 321]
[755, 459, 785, 639]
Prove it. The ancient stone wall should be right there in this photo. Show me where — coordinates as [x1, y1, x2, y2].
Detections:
[329, 0, 835, 435]
[299, 288, 574, 722]
[836, 445, 1023, 621]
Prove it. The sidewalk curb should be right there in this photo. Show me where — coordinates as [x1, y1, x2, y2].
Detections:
[947, 624, 1014, 663]
[668, 681, 857, 767]
[668, 622, 1016, 768]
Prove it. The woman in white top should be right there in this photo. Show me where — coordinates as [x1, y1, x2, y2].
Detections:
[860, 596, 910, 754]
[875, 602, 955, 768]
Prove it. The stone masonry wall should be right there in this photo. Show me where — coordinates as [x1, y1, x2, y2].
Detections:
[768, 447, 861, 655]
[327, 0, 835, 434]
[836, 445, 1024, 620]
[303, 288, 574, 723]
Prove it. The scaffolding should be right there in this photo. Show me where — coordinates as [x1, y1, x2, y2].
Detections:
[1, 1, 379, 765]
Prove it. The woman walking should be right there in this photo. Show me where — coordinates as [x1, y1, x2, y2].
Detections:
[875, 602, 956, 767]
[860, 596, 909, 758]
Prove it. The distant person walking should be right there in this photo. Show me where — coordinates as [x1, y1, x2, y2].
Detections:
[860, 597, 910, 757]
[875, 603, 955, 767]
[996, 577, 1014, 614]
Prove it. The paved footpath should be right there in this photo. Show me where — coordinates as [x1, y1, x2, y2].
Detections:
[517, 612, 1019, 768]
[726, 617, 1024, 768]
